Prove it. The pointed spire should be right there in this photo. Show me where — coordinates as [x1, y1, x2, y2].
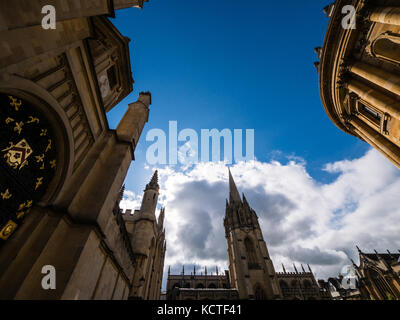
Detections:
[145, 170, 159, 191]
[168, 266, 170, 276]
[205, 266, 207, 275]
[308, 264, 312, 273]
[228, 168, 241, 203]
[282, 263, 286, 273]
[356, 245, 362, 253]
[293, 263, 298, 273]
[158, 207, 165, 228]
[216, 266, 219, 275]
[193, 265, 196, 275]
[301, 264, 305, 273]
[182, 265, 185, 275]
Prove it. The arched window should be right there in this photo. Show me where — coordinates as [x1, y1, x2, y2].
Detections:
[244, 237, 259, 269]
[372, 35, 400, 65]
[254, 284, 267, 300]
[196, 283, 204, 289]
[279, 280, 288, 289]
[208, 283, 217, 289]
[303, 280, 312, 288]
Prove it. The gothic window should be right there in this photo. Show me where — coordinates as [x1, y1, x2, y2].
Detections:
[244, 237, 260, 269]
[196, 283, 204, 289]
[254, 284, 267, 300]
[107, 65, 118, 90]
[208, 283, 217, 289]
[279, 280, 288, 289]
[0, 94, 57, 243]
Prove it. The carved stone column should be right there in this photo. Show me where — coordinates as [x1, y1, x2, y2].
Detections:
[350, 62, 400, 97]
[370, 7, 400, 26]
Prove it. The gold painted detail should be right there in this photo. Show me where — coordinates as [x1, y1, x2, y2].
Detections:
[35, 177, 43, 190]
[45, 139, 52, 153]
[2, 139, 33, 170]
[40, 129, 47, 136]
[35, 153, 45, 169]
[8, 96, 22, 111]
[1, 188, 12, 200]
[26, 116, 39, 124]
[5, 117, 14, 124]
[50, 159, 56, 169]
[13, 121, 24, 135]
[0, 220, 17, 240]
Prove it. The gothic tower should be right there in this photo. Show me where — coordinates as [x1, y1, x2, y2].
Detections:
[224, 169, 282, 300]
[127, 170, 166, 299]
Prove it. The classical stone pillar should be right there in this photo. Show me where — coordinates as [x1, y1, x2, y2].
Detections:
[349, 116, 400, 168]
[370, 7, 400, 26]
[347, 80, 400, 120]
[350, 62, 400, 97]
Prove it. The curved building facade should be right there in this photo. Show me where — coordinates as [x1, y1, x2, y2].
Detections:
[318, 0, 400, 168]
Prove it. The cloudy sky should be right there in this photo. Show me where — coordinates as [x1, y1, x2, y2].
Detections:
[120, 148, 400, 290]
[104, 1, 400, 291]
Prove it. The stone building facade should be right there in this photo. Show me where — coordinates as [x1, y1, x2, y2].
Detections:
[317, 0, 400, 169]
[277, 264, 331, 300]
[167, 169, 329, 300]
[352, 247, 400, 299]
[166, 267, 239, 300]
[0, 0, 167, 300]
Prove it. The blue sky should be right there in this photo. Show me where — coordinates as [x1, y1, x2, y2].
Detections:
[110, 1, 400, 285]
[108, 0, 369, 194]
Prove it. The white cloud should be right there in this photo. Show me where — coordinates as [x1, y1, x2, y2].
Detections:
[124, 148, 400, 289]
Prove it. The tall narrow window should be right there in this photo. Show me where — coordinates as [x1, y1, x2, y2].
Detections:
[244, 238, 259, 269]
[107, 65, 118, 89]
[254, 284, 267, 300]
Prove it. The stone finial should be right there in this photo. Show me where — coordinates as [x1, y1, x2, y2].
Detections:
[323, 4, 335, 17]
[314, 46, 322, 60]
[138, 91, 152, 107]
[145, 170, 159, 191]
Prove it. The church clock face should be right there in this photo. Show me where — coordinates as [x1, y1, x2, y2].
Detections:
[0, 93, 57, 242]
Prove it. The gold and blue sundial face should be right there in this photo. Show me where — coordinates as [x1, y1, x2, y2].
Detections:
[0, 93, 57, 242]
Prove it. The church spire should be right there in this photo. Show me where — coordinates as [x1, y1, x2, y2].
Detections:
[145, 170, 159, 191]
[228, 168, 241, 203]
